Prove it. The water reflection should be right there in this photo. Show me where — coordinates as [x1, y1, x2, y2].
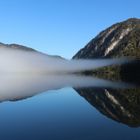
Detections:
[1, 73, 140, 128]
[74, 87, 140, 127]
[0, 74, 131, 102]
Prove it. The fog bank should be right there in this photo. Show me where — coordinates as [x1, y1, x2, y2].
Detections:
[0, 47, 128, 73]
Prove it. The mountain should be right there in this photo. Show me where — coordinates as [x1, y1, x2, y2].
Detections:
[73, 18, 140, 59]
[0, 42, 64, 59]
[73, 18, 140, 82]
[0, 42, 36, 51]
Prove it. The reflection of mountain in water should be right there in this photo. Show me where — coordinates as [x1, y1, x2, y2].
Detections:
[75, 87, 140, 127]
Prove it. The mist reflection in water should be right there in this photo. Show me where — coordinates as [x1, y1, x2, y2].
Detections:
[0, 73, 132, 102]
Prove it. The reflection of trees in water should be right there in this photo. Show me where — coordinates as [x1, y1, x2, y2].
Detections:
[120, 59, 140, 86]
[75, 87, 140, 127]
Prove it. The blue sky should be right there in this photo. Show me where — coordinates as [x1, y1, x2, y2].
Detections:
[0, 0, 140, 59]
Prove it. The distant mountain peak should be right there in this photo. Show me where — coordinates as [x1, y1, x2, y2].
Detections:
[0, 42, 64, 59]
[0, 42, 35, 51]
[124, 17, 140, 22]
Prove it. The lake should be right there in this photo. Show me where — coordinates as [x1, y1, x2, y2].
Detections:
[0, 74, 140, 140]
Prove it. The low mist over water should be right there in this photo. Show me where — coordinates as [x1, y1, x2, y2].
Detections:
[0, 47, 128, 73]
[0, 47, 133, 102]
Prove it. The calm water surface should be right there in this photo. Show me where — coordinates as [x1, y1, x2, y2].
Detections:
[0, 74, 139, 140]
